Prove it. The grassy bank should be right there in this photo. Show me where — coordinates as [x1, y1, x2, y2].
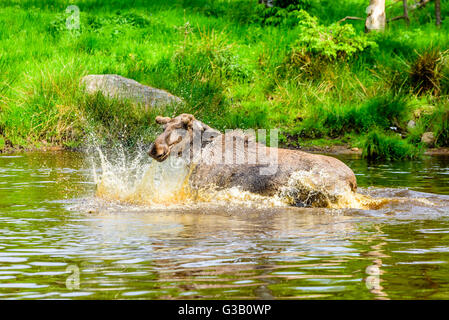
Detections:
[0, 0, 449, 159]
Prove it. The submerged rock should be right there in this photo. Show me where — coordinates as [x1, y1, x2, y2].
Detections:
[80, 74, 183, 109]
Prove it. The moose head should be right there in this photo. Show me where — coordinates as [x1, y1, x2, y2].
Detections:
[148, 113, 220, 162]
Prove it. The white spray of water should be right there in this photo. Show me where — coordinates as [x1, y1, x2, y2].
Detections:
[86, 140, 191, 207]
[85, 138, 424, 210]
[86, 140, 288, 208]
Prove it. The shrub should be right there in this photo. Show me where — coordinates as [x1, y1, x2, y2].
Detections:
[298, 94, 410, 138]
[145, 30, 245, 129]
[79, 93, 159, 148]
[438, 52, 449, 95]
[292, 10, 376, 61]
[274, 0, 311, 9]
[362, 130, 422, 160]
[278, 47, 328, 79]
[227, 101, 270, 129]
[256, 2, 312, 26]
[278, 11, 376, 79]
[409, 49, 447, 95]
[173, 28, 253, 82]
[434, 109, 449, 147]
[362, 94, 409, 129]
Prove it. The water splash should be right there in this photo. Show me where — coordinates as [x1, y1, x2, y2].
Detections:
[85, 138, 190, 207]
[278, 169, 435, 210]
[85, 139, 287, 208]
[85, 140, 437, 210]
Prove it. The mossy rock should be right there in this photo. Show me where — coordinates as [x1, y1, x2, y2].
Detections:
[80, 74, 183, 110]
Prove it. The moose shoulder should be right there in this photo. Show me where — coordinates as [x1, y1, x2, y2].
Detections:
[148, 114, 357, 207]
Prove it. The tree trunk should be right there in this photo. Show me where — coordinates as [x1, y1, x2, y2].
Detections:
[365, 0, 386, 32]
[435, 0, 441, 27]
[403, 0, 410, 26]
[259, 0, 274, 7]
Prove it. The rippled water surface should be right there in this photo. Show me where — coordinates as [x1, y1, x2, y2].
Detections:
[1, 151, 449, 299]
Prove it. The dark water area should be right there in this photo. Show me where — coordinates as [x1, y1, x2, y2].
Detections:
[1, 151, 449, 299]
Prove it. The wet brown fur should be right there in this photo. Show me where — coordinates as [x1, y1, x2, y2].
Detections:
[148, 114, 357, 207]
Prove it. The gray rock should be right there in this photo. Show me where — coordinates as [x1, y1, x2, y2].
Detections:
[407, 120, 416, 129]
[421, 132, 436, 146]
[80, 74, 183, 109]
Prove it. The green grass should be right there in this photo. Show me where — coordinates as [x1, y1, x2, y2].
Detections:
[362, 130, 423, 161]
[0, 0, 449, 159]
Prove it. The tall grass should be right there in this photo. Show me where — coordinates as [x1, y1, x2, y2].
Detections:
[362, 130, 423, 161]
[296, 94, 410, 139]
[0, 0, 448, 158]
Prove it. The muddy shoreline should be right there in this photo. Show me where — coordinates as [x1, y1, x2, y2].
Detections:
[1, 144, 449, 157]
[290, 145, 449, 156]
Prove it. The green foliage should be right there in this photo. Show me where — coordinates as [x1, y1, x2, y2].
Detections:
[146, 29, 247, 128]
[79, 93, 160, 147]
[362, 130, 423, 161]
[0, 0, 448, 161]
[409, 49, 447, 95]
[174, 28, 253, 82]
[298, 94, 410, 138]
[405, 103, 449, 148]
[292, 10, 376, 61]
[434, 109, 449, 147]
[277, 10, 376, 80]
[256, 3, 312, 26]
[274, 0, 311, 9]
[0, 62, 84, 148]
[228, 101, 270, 129]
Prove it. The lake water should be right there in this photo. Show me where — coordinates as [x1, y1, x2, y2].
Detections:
[1, 151, 449, 299]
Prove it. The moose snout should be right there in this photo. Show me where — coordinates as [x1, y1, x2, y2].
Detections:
[148, 142, 170, 162]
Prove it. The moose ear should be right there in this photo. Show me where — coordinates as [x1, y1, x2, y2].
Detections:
[155, 116, 171, 125]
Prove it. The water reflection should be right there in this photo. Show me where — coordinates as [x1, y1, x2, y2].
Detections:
[363, 225, 389, 300]
[345, 154, 449, 195]
[0, 152, 449, 299]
